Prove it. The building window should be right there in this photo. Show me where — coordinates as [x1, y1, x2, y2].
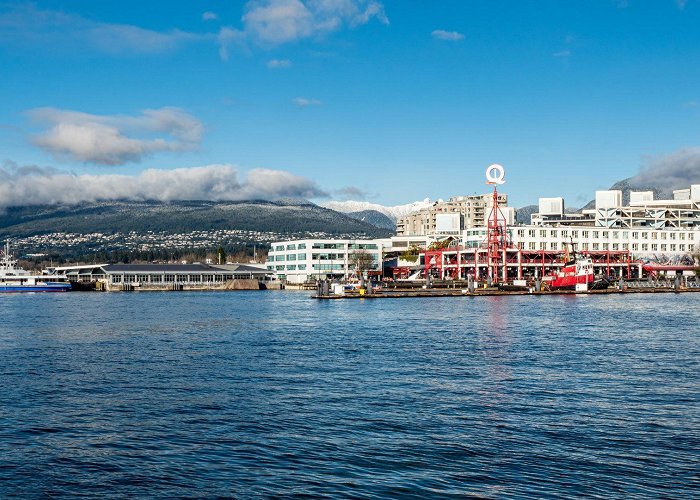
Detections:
[680, 244, 686, 251]
[651, 244, 657, 251]
[641, 244, 648, 251]
[298, 243, 307, 249]
[286, 244, 296, 250]
[287, 265, 296, 270]
[593, 231, 599, 238]
[632, 244, 638, 251]
[632, 232, 639, 239]
[572, 231, 579, 238]
[529, 242, 536, 250]
[670, 244, 676, 251]
[540, 230, 547, 237]
[287, 254, 296, 261]
[592, 243, 599, 250]
[582, 231, 589, 238]
[550, 230, 558, 238]
[298, 253, 306, 260]
[602, 231, 609, 238]
[661, 244, 667, 251]
[517, 229, 525, 237]
[298, 264, 307, 270]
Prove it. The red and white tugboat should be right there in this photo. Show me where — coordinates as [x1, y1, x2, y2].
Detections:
[543, 244, 597, 291]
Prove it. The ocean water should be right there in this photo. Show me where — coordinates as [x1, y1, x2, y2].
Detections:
[0, 291, 698, 498]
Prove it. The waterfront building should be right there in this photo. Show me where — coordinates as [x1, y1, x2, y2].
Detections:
[268, 184, 700, 283]
[396, 193, 510, 236]
[266, 238, 387, 284]
[50, 262, 275, 290]
[531, 185, 700, 229]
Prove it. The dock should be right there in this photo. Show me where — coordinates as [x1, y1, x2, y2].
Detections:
[313, 284, 700, 299]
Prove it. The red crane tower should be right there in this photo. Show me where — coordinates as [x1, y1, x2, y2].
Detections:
[485, 164, 508, 284]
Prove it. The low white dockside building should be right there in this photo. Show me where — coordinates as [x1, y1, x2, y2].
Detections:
[50, 262, 276, 291]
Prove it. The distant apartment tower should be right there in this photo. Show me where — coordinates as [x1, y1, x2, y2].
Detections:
[396, 193, 509, 236]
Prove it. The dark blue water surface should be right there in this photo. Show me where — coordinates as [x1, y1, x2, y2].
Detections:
[1, 291, 698, 498]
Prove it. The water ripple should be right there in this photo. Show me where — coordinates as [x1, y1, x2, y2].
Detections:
[0, 291, 698, 497]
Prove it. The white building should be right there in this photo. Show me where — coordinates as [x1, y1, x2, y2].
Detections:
[463, 225, 698, 257]
[532, 184, 700, 229]
[267, 238, 387, 284]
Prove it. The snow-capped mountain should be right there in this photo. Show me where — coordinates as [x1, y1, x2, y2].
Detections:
[321, 198, 434, 222]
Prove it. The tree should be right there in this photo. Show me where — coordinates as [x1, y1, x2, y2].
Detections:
[349, 249, 375, 277]
[400, 245, 420, 263]
[692, 243, 700, 276]
[217, 245, 227, 265]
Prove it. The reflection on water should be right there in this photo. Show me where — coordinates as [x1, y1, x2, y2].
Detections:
[0, 291, 698, 497]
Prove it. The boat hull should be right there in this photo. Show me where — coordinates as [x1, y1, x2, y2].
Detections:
[0, 283, 71, 293]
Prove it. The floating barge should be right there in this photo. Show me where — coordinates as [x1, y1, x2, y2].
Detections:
[313, 280, 700, 299]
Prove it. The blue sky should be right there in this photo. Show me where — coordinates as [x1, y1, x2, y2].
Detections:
[1, 0, 700, 209]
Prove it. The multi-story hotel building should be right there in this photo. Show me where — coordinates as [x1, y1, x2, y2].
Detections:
[396, 193, 510, 236]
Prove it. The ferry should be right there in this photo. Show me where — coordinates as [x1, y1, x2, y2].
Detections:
[0, 243, 71, 293]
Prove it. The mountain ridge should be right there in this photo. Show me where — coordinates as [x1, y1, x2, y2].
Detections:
[0, 199, 394, 239]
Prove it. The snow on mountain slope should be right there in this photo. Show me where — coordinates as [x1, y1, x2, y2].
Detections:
[322, 199, 433, 221]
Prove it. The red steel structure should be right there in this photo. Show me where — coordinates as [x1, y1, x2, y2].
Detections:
[486, 185, 509, 284]
[424, 247, 637, 282]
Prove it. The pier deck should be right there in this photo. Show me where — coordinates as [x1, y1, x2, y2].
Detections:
[313, 286, 700, 299]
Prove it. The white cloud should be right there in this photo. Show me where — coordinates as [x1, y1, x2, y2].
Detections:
[0, 162, 328, 208]
[202, 11, 219, 21]
[217, 27, 246, 61]
[431, 29, 464, 41]
[28, 107, 204, 166]
[217, 0, 388, 57]
[0, 4, 205, 55]
[632, 148, 700, 191]
[267, 58, 293, 68]
[677, 0, 688, 10]
[553, 49, 571, 58]
[292, 97, 321, 107]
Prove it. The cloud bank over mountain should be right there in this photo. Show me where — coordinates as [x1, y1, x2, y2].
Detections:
[0, 162, 328, 208]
